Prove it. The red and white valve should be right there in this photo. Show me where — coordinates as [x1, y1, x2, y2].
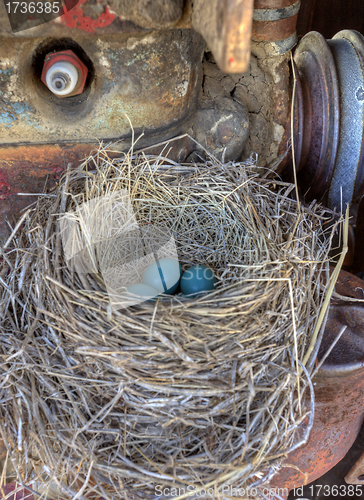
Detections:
[41, 50, 88, 98]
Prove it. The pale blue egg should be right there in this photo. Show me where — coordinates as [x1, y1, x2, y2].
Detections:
[180, 265, 216, 296]
[142, 258, 182, 294]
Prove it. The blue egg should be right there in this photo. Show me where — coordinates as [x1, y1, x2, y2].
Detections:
[142, 258, 182, 295]
[180, 265, 216, 296]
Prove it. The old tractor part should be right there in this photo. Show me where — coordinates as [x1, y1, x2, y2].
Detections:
[252, 0, 301, 54]
[0, 30, 206, 243]
[345, 451, 364, 485]
[267, 270, 364, 491]
[41, 50, 88, 97]
[292, 30, 364, 209]
[0, 0, 303, 244]
[0, 32, 204, 145]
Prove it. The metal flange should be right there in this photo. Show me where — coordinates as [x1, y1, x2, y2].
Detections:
[293, 31, 340, 203]
[293, 30, 364, 209]
[328, 30, 364, 208]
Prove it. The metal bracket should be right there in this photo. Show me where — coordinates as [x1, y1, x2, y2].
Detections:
[345, 451, 364, 485]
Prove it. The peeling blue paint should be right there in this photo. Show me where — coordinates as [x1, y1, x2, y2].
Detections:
[0, 112, 16, 126]
[0, 67, 13, 83]
[123, 48, 154, 67]
[107, 51, 120, 62]
[11, 101, 34, 115]
[100, 77, 116, 94]
[0, 99, 41, 130]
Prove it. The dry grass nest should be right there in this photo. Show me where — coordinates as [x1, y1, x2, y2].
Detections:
[0, 143, 341, 499]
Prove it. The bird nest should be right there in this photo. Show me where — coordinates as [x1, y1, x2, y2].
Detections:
[0, 143, 340, 499]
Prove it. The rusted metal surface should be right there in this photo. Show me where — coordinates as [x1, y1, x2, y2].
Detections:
[255, 0, 299, 8]
[269, 340, 364, 488]
[345, 451, 364, 485]
[0, 87, 250, 241]
[0, 48, 252, 241]
[268, 271, 364, 490]
[293, 31, 340, 202]
[332, 268, 364, 300]
[0, 143, 96, 243]
[318, 303, 364, 373]
[105, 0, 185, 30]
[192, 0, 254, 74]
[269, 375, 364, 488]
[251, 0, 299, 56]
[253, 0, 300, 21]
[252, 14, 299, 41]
[292, 30, 364, 208]
[0, 30, 204, 145]
[0, 0, 192, 37]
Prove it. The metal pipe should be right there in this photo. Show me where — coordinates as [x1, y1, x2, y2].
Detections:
[252, 0, 300, 54]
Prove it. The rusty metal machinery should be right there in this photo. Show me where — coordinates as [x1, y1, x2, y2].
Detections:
[1, 0, 364, 495]
[267, 271, 364, 490]
[293, 29, 364, 209]
[0, 0, 298, 243]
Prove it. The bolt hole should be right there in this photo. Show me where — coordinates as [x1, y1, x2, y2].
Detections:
[31, 38, 95, 107]
[358, 474, 364, 481]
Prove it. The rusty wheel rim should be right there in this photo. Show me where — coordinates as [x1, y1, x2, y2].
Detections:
[294, 31, 340, 201]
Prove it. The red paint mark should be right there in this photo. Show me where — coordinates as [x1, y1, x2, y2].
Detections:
[52, 165, 63, 174]
[52, 164, 64, 181]
[59, 0, 116, 33]
[229, 57, 235, 64]
[0, 483, 35, 500]
[0, 172, 10, 200]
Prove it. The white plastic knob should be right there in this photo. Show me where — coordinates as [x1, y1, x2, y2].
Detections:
[45, 61, 79, 96]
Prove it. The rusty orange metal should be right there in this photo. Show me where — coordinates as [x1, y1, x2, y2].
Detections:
[0, 31, 204, 146]
[268, 271, 364, 490]
[254, 0, 298, 8]
[252, 14, 299, 41]
[269, 361, 364, 488]
[332, 268, 364, 299]
[0, 143, 96, 242]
